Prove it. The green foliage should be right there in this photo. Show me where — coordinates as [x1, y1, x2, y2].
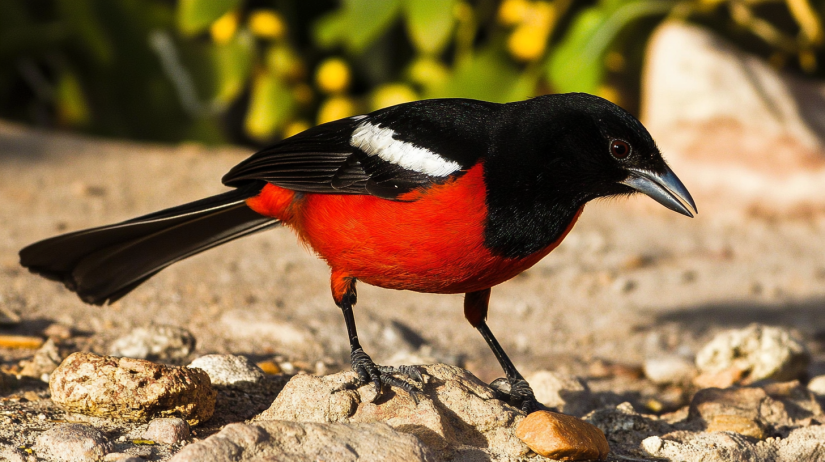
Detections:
[1, 0, 824, 146]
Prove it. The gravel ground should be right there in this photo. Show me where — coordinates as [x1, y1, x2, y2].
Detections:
[1, 120, 825, 456]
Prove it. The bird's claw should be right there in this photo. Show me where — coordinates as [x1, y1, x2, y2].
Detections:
[350, 348, 423, 403]
[489, 377, 542, 413]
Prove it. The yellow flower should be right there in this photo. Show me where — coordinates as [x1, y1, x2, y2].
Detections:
[315, 58, 351, 94]
[317, 96, 358, 124]
[283, 120, 312, 138]
[498, 0, 531, 26]
[507, 24, 547, 61]
[249, 10, 286, 40]
[210, 11, 238, 45]
[370, 84, 418, 111]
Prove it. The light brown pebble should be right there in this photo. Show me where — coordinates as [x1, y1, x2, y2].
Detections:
[706, 414, 765, 439]
[516, 410, 609, 461]
[144, 417, 190, 445]
[256, 360, 281, 375]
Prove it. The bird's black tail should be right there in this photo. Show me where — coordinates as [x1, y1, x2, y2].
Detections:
[19, 181, 277, 306]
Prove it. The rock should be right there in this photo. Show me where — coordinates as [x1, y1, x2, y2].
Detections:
[34, 424, 112, 461]
[220, 309, 312, 347]
[643, 355, 697, 385]
[688, 383, 822, 433]
[516, 410, 609, 461]
[144, 417, 190, 445]
[642, 426, 825, 461]
[257, 363, 530, 460]
[18, 338, 62, 381]
[695, 324, 810, 384]
[170, 421, 435, 462]
[49, 352, 216, 425]
[642, 22, 825, 211]
[694, 366, 746, 389]
[109, 324, 195, 362]
[706, 414, 765, 439]
[585, 402, 673, 448]
[808, 375, 825, 396]
[43, 323, 73, 340]
[0, 446, 25, 462]
[188, 354, 265, 390]
[103, 455, 145, 462]
[525, 370, 595, 416]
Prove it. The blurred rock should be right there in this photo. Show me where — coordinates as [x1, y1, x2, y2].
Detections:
[18, 338, 62, 381]
[643, 355, 697, 385]
[0, 305, 21, 327]
[109, 324, 195, 362]
[34, 423, 112, 461]
[257, 363, 530, 460]
[43, 323, 73, 340]
[103, 455, 145, 462]
[516, 410, 609, 461]
[50, 352, 216, 425]
[808, 375, 825, 396]
[170, 421, 435, 462]
[642, 426, 825, 461]
[586, 402, 672, 448]
[144, 417, 190, 445]
[188, 354, 265, 391]
[643, 22, 825, 210]
[706, 414, 765, 440]
[526, 370, 596, 416]
[695, 324, 809, 384]
[694, 366, 746, 389]
[220, 310, 309, 345]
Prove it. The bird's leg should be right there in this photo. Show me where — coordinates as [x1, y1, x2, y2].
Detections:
[465, 289, 540, 413]
[333, 273, 423, 401]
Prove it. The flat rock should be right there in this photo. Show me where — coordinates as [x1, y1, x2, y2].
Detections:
[170, 421, 435, 462]
[34, 423, 112, 461]
[188, 354, 265, 390]
[706, 414, 765, 440]
[144, 417, 190, 445]
[257, 363, 530, 460]
[808, 375, 825, 395]
[50, 352, 216, 425]
[695, 324, 810, 384]
[109, 324, 195, 362]
[516, 410, 609, 461]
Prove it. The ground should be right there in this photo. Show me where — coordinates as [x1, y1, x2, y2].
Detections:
[1, 120, 824, 457]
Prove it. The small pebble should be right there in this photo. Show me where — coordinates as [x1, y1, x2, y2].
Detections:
[188, 354, 265, 389]
[35, 423, 113, 460]
[641, 435, 664, 454]
[144, 417, 190, 445]
[807, 375, 825, 396]
[516, 410, 609, 461]
[110, 325, 195, 361]
[706, 414, 765, 439]
[643, 355, 697, 385]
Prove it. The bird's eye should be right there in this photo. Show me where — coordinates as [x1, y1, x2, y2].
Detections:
[610, 140, 630, 159]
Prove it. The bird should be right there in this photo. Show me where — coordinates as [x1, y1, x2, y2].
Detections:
[19, 93, 696, 412]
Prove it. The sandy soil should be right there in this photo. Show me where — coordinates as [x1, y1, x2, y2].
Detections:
[1, 120, 825, 451]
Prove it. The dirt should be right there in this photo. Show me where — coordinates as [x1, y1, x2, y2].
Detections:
[1, 120, 825, 457]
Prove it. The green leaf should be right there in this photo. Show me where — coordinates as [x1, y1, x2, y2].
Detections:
[426, 48, 535, 103]
[547, 0, 676, 94]
[211, 31, 254, 106]
[245, 72, 295, 141]
[403, 0, 457, 55]
[313, 0, 402, 53]
[177, 0, 239, 35]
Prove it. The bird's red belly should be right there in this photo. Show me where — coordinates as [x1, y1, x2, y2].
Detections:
[247, 164, 581, 294]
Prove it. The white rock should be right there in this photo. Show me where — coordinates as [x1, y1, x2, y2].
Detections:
[109, 324, 195, 361]
[807, 375, 825, 396]
[695, 324, 809, 383]
[643, 355, 697, 385]
[526, 370, 594, 416]
[188, 354, 265, 389]
[35, 424, 112, 461]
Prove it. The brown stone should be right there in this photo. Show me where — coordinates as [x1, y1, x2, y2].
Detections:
[516, 410, 610, 461]
[50, 352, 216, 426]
[706, 414, 765, 439]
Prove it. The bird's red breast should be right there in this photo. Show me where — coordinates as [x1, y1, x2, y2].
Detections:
[246, 163, 582, 299]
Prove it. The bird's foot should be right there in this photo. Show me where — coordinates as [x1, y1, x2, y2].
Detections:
[350, 347, 423, 403]
[489, 377, 543, 413]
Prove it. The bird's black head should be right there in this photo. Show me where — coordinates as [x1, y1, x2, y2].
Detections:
[484, 93, 696, 257]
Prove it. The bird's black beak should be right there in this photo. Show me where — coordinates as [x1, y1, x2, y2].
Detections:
[620, 166, 697, 217]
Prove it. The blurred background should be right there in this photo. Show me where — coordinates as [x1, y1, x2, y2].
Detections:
[2, 0, 825, 146]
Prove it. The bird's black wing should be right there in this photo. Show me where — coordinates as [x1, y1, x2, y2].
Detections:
[222, 99, 500, 200]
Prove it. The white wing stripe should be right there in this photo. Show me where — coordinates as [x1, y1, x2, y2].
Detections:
[350, 122, 461, 177]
